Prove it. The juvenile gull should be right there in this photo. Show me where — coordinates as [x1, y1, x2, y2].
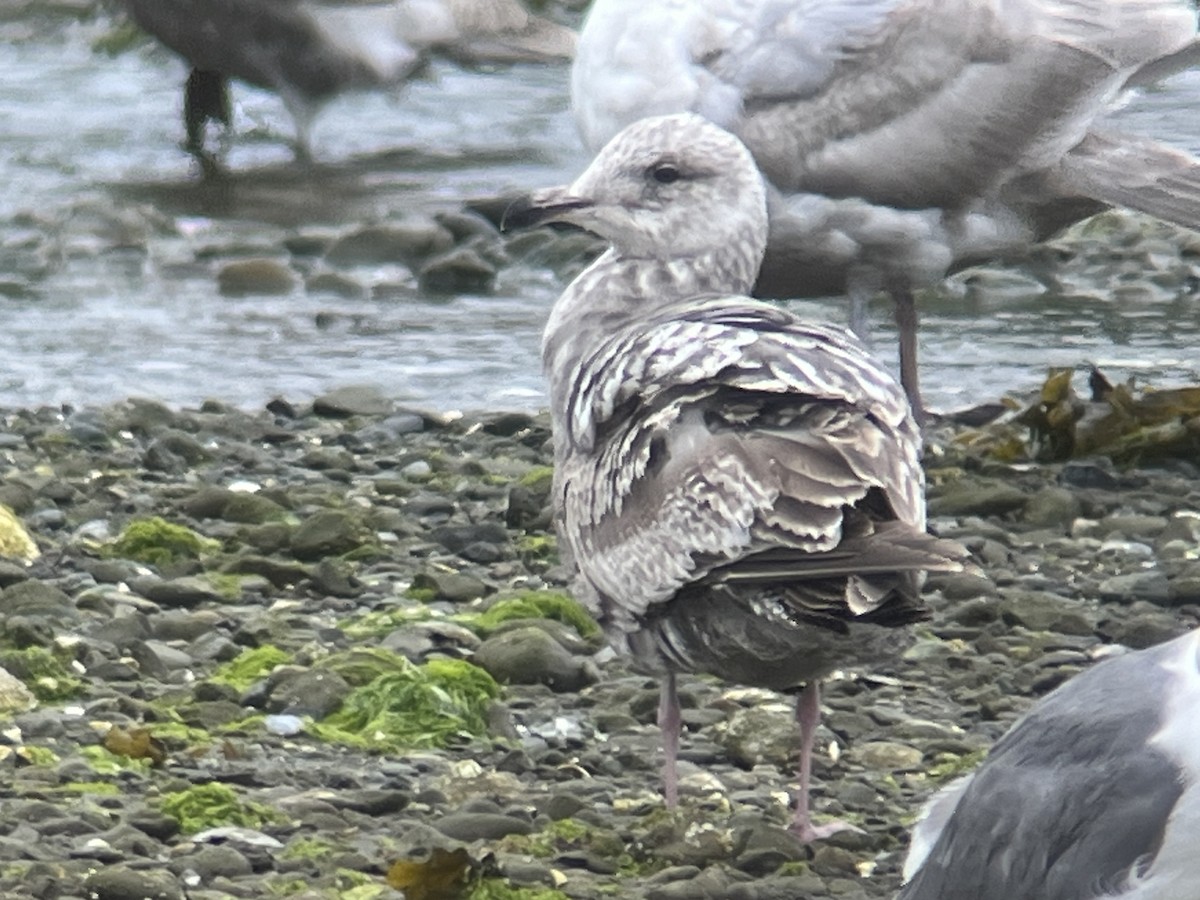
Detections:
[122, 0, 575, 167]
[900, 627, 1200, 899]
[571, 0, 1200, 417]
[507, 113, 968, 838]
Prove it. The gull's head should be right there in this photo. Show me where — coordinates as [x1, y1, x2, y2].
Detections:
[507, 113, 768, 263]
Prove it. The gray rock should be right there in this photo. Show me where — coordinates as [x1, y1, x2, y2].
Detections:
[84, 866, 185, 900]
[434, 812, 533, 841]
[267, 668, 352, 718]
[291, 510, 370, 561]
[1097, 571, 1171, 605]
[170, 844, 252, 882]
[1021, 487, 1082, 529]
[139, 577, 227, 607]
[418, 247, 497, 294]
[928, 479, 1029, 518]
[855, 740, 924, 771]
[409, 570, 489, 603]
[324, 221, 454, 266]
[312, 385, 394, 418]
[473, 626, 596, 693]
[0, 580, 78, 621]
[217, 258, 297, 296]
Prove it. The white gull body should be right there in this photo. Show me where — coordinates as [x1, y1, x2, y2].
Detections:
[515, 112, 967, 837]
[901, 628, 1200, 899]
[571, 0, 1200, 413]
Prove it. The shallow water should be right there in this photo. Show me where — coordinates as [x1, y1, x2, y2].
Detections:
[2, 16, 1199, 414]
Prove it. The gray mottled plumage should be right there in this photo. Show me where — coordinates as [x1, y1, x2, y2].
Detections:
[901, 628, 1200, 900]
[571, 0, 1200, 415]
[515, 113, 967, 831]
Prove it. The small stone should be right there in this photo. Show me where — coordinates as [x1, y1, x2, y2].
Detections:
[0, 666, 37, 712]
[217, 258, 298, 296]
[139, 577, 226, 608]
[409, 571, 488, 603]
[0, 505, 40, 561]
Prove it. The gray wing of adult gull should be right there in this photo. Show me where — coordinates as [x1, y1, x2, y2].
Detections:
[900, 628, 1200, 900]
[512, 112, 969, 837]
[571, 0, 1200, 415]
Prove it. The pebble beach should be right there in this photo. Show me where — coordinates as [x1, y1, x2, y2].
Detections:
[2, 390, 1198, 900]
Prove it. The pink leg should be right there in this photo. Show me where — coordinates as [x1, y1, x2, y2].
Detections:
[658, 671, 681, 807]
[892, 288, 927, 426]
[792, 682, 861, 842]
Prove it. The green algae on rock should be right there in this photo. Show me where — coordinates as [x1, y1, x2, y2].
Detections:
[471, 591, 600, 640]
[160, 783, 281, 834]
[0, 647, 82, 702]
[312, 658, 500, 751]
[105, 516, 219, 567]
[210, 645, 293, 691]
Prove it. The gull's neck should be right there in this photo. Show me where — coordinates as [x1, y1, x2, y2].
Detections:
[542, 243, 759, 405]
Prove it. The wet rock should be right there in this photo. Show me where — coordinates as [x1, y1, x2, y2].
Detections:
[290, 510, 371, 561]
[928, 479, 1029, 518]
[312, 385, 394, 418]
[1, 580, 77, 621]
[855, 741, 924, 771]
[138, 576, 227, 608]
[169, 844, 253, 882]
[1097, 571, 1171, 605]
[409, 570, 488, 603]
[84, 866, 185, 900]
[324, 221, 454, 266]
[0, 505, 40, 561]
[1021, 487, 1082, 529]
[216, 258, 298, 296]
[0, 666, 37, 712]
[434, 812, 533, 841]
[307, 271, 367, 299]
[473, 627, 596, 692]
[266, 668, 352, 718]
[418, 247, 497, 294]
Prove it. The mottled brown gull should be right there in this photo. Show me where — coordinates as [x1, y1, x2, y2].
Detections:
[122, 0, 575, 168]
[901, 628, 1200, 900]
[571, 0, 1200, 418]
[506, 112, 968, 838]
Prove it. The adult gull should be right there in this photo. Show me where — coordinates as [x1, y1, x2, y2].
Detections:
[506, 113, 969, 839]
[571, 0, 1200, 417]
[122, 0, 575, 167]
[900, 627, 1200, 899]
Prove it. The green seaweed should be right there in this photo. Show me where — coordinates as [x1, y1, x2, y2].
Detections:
[18, 745, 59, 766]
[472, 591, 599, 639]
[311, 658, 499, 750]
[517, 466, 554, 493]
[160, 782, 281, 833]
[80, 745, 155, 776]
[210, 645, 293, 691]
[105, 516, 219, 566]
[0, 647, 83, 701]
[338, 607, 435, 641]
[317, 646, 413, 687]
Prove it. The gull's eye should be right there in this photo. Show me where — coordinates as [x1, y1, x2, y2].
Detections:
[649, 162, 681, 184]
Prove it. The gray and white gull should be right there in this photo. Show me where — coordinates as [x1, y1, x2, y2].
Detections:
[506, 112, 968, 838]
[122, 0, 575, 167]
[572, 0, 1200, 417]
[901, 627, 1200, 900]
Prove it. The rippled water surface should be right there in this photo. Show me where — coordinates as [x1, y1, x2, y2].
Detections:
[3, 15, 1200, 414]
